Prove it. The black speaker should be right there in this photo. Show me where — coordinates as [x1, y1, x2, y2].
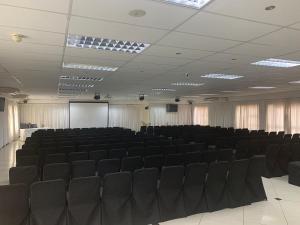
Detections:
[139, 95, 145, 101]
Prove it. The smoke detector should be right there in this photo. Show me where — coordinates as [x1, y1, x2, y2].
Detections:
[11, 33, 26, 43]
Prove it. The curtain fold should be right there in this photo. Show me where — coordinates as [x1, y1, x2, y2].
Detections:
[266, 103, 285, 132]
[235, 104, 259, 130]
[193, 105, 209, 125]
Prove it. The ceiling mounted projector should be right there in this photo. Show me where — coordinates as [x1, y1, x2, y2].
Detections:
[139, 94, 145, 101]
[94, 93, 100, 100]
[175, 97, 180, 102]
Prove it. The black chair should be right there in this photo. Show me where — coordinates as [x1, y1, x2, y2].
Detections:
[17, 155, 39, 167]
[9, 166, 39, 188]
[265, 144, 282, 177]
[177, 144, 192, 154]
[30, 180, 66, 225]
[0, 184, 29, 225]
[205, 161, 229, 211]
[183, 163, 207, 215]
[132, 168, 159, 225]
[165, 153, 184, 166]
[121, 156, 143, 172]
[43, 163, 70, 183]
[217, 149, 233, 162]
[184, 151, 202, 165]
[227, 159, 250, 208]
[89, 150, 107, 164]
[158, 166, 185, 222]
[45, 153, 66, 164]
[68, 152, 89, 162]
[127, 147, 144, 157]
[144, 155, 164, 170]
[102, 172, 132, 225]
[162, 145, 177, 155]
[72, 160, 96, 178]
[201, 151, 218, 164]
[97, 159, 120, 179]
[246, 156, 267, 203]
[109, 148, 127, 159]
[68, 177, 101, 225]
[144, 146, 161, 156]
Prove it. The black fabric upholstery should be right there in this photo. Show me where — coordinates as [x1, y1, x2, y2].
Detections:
[109, 149, 127, 159]
[43, 163, 70, 183]
[184, 151, 202, 165]
[183, 163, 207, 215]
[158, 166, 185, 222]
[102, 172, 132, 225]
[145, 146, 161, 156]
[165, 153, 184, 166]
[30, 180, 66, 225]
[246, 156, 267, 203]
[68, 177, 101, 225]
[97, 159, 120, 178]
[45, 153, 66, 164]
[227, 159, 249, 208]
[144, 155, 164, 170]
[127, 147, 144, 157]
[17, 155, 39, 167]
[265, 144, 282, 177]
[121, 156, 143, 172]
[205, 161, 229, 211]
[0, 184, 29, 225]
[9, 166, 39, 187]
[89, 150, 107, 164]
[288, 161, 300, 186]
[68, 152, 89, 162]
[72, 160, 96, 178]
[132, 168, 159, 225]
[218, 149, 233, 162]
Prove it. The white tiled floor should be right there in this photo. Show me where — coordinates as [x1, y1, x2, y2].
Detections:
[1, 141, 300, 225]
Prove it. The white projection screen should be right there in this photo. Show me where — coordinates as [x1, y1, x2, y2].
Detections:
[69, 102, 109, 128]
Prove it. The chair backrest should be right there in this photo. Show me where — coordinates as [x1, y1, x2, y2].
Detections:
[30, 180, 66, 225]
[72, 160, 96, 178]
[184, 151, 202, 165]
[0, 184, 29, 225]
[89, 150, 107, 163]
[127, 147, 144, 157]
[144, 155, 164, 170]
[43, 163, 70, 183]
[144, 146, 161, 156]
[102, 172, 132, 225]
[68, 152, 89, 162]
[121, 156, 143, 172]
[109, 148, 127, 159]
[9, 166, 39, 187]
[158, 165, 185, 222]
[68, 177, 101, 225]
[97, 159, 120, 178]
[165, 153, 184, 166]
[183, 163, 208, 215]
[17, 155, 39, 167]
[45, 153, 66, 164]
[132, 168, 159, 225]
[162, 145, 177, 155]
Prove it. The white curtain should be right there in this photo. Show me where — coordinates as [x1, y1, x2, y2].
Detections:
[150, 104, 192, 126]
[235, 104, 259, 130]
[109, 104, 143, 131]
[289, 102, 300, 134]
[193, 105, 209, 125]
[208, 102, 235, 127]
[20, 103, 69, 129]
[266, 103, 285, 132]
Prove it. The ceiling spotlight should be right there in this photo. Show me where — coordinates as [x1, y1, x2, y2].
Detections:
[265, 5, 276, 11]
[129, 9, 146, 17]
[176, 52, 182, 55]
[139, 94, 145, 101]
[175, 97, 180, 102]
[94, 93, 101, 100]
[11, 33, 26, 43]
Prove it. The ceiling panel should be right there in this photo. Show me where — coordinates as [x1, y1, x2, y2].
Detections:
[0, 5, 67, 33]
[204, 0, 300, 26]
[201, 53, 262, 65]
[253, 28, 300, 50]
[158, 32, 241, 51]
[68, 16, 168, 44]
[72, 0, 197, 30]
[143, 45, 212, 59]
[0, 0, 70, 14]
[132, 54, 192, 66]
[120, 61, 178, 74]
[177, 11, 279, 41]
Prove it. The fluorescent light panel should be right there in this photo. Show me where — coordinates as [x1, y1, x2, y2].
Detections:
[221, 91, 240, 93]
[199, 93, 218, 96]
[252, 58, 300, 68]
[152, 88, 176, 92]
[67, 34, 150, 54]
[171, 82, 204, 86]
[165, 0, 212, 9]
[249, 86, 276, 89]
[59, 83, 95, 88]
[63, 63, 118, 71]
[201, 74, 243, 80]
[59, 75, 103, 82]
[289, 80, 300, 84]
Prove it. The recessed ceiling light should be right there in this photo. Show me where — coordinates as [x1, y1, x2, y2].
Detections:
[165, 0, 212, 9]
[129, 9, 146, 17]
[67, 34, 150, 54]
[265, 5, 276, 11]
[63, 62, 118, 71]
[252, 58, 300, 68]
[152, 88, 176, 92]
[59, 83, 95, 88]
[171, 82, 204, 86]
[249, 86, 276, 89]
[59, 75, 103, 82]
[221, 90, 240, 93]
[289, 80, 300, 84]
[201, 74, 244, 80]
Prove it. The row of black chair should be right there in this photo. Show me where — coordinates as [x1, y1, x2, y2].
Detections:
[2, 156, 267, 225]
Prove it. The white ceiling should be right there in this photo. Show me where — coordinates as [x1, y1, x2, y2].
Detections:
[0, 0, 300, 102]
